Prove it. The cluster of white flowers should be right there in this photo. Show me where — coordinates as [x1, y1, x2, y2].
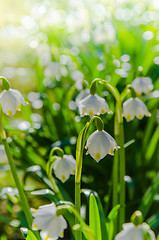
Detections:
[0, 75, 154, 240]
[32, 203, 67, 240]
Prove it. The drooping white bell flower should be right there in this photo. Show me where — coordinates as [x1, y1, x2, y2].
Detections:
[132, 77, 153, 95]
[85, 130, 119, 162]
[115, 222, 156, 240]
[0, 145, 7, 163]
[53, 155, 76, 182]
[0, 89, 26, 116]
[123, 97, 151, 121]
[78, 93, 112, 117]
[75, 89, 90, 107]
[32, 203, 67, 240]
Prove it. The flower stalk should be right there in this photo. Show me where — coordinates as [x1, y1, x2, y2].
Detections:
[75, 116, 104, 240]
[94, 78, 126, 230]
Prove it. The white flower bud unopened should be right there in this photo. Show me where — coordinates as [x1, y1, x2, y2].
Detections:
[132, 77, 153, 94]
[78, 94, 112, 117]
[32, 203, 67, 240]
[53, 155, 76, 182]
[123, 97, 151, 121]
[0, 89, 26, 116]
[115, 223, 156, 240]
[85, 130, 119, 162]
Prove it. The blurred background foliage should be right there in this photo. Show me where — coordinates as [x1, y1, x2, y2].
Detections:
[0, 0, 159, 239]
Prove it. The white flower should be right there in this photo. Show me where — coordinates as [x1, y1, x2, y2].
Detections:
[123, 97, 151, 121]
[0, 88, 25, 116]
[75, 89, 90, 106]
[32, 203, 67, 240]
[115, 222, 156, 240]
[53, 155, 76, 182]
[132, 77, 153, 94]
[85, 130, 119, 162]
[78, 94, 111, 117]
[0, 145, 7, 163]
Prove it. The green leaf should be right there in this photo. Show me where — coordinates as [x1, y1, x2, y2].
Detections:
[139, 172, 159, 218]
[147, 213, 159, 229]
[89, 193, 102, 240]
[106, 220, 114, 240]
[26, 230, 38, 240]
[108, 205, 120, 221]
[31, 189, 55, 202]
[20, 228, 38, 240]
[145, 125, 159, 162]
[82, 189, 108, 240]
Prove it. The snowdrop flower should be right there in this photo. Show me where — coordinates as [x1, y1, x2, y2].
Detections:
[78, 93, 111, 117]
[115, 222, 156, 240]
[0, 89, 26, 116]
[32, 203, 67, 240]
[53, 155, 76, 182]
[123, 97, 151, 121]
[132, 77, 153, 95]
[0, 145, 7, 163]
[85, 130, 119, 162]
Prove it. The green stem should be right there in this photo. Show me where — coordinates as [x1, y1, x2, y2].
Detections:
[50, 176, 64, 201]
[75, 182, 82, 240]
[75, 117, 103, 240]
[46, 156, 64, 201]
[0, 119, 40, 239]
[113, 105, 120, 234]
[119, 118, 126, 230]
[2, 138, 33, 228]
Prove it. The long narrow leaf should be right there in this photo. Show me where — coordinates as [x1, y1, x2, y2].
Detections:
[89, 193, 102, 240]
[139, 172, 159, 218]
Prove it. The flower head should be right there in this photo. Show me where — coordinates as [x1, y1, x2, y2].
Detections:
[53, 155, 76, 182]
[0, 145, 7, 163]
[132, 77, 153, 95]
[115, 222, 156, 240]
[0, 88, 26, 116]
[75, 89, 90, 107]
[78, 93, 111, 117]
[123, 97, 151, 121]
[85, 130, 119, 162]
[32, 203, 67, 240]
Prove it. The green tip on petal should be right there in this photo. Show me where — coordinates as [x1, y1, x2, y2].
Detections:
[130, 210, 143, 226]
[0, 76, 10, 90]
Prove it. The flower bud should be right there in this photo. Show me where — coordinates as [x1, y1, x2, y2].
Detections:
[131, 211, 143, 226]
[0, 76, 10, 91]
